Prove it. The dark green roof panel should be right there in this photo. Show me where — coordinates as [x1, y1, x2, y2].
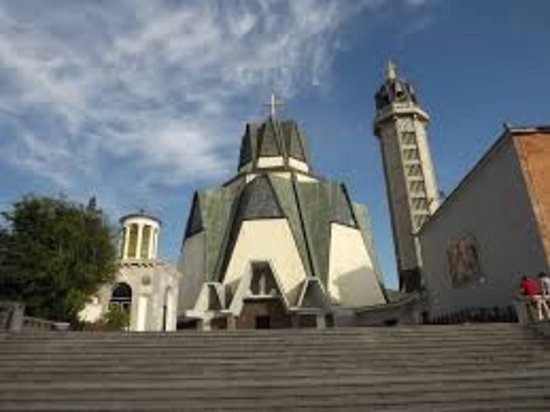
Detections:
[295, 181, 332, 285]
[237, 175, 284, 220]
[238, 133, 252, 167]
[285, 122, 306, 161]
[258, 119, 282, 157]
[237, 117, 311, 171]
[331, 183, 356, 227]
[269, 175, 313, 278]
[352, 202, 384, 286]
[185, 193, 203, 238]
[198, 186, 238, 280]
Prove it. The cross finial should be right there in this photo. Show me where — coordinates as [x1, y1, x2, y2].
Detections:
[385, 59, 397, 81]
[265, 93, 282, 117]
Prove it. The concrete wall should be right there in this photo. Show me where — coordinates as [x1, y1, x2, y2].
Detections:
[177, 232, 206, 313]
[327, 223, 386, 307]
[378, 122, 417, 272]
[419, 136, 548, 318]
[92, 263, 179, 332]
[223, 219, 308, 305]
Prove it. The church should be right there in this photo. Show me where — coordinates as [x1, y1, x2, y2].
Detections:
[79, 212, 180, 331]
[177, 99, 387, 330]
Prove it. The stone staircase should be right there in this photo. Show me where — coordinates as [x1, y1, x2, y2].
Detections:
[0, 324, 548, 411]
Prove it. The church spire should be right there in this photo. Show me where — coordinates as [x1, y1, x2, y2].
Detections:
[385, 59, 397, 81]
[264, 93, 282, 117]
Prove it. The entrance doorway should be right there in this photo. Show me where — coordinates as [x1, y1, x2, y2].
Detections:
[255, 315, 271, 329]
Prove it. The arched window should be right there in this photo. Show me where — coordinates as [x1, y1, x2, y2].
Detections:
[110, 282, 132, 311]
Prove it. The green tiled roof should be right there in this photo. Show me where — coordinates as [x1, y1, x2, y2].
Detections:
[195, 186, 238, 281]
[238, 117, 311, 171]
[269, 175, 313, 278]
[295, 180, 358, 285]
[184, 173, 379, 290]
[352, 203, 384, 285]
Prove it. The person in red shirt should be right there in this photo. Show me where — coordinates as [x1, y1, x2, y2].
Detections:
[520, 276, 540, 297]
[520, 276, 549, 320]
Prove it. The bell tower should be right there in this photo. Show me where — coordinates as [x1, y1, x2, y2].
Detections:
[373, 60, 440, 292]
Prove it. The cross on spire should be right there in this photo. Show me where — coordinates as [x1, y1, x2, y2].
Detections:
[265, 93, 282, 117]
[385, 59, 397, 81]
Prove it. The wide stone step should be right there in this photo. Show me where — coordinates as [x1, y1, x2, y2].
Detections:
[3, 334, 537, 346]
[0, 378, 546, 411]
[1, 325, 547, 411]
[0, 342, 544, 358]
[0, 324, 533, 338]
[2, 362, 547, 382]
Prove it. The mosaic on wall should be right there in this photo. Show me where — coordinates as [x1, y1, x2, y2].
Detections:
[446, 235, 481, 287]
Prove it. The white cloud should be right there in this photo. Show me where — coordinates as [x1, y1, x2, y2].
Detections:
[0, 0, 435, 213]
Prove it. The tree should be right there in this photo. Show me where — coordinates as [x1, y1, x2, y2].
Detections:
[0, 195, 118, 323]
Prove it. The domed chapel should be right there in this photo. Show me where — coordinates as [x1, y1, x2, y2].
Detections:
[177, 98, 387, 329]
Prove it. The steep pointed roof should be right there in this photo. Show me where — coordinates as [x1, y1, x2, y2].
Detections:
[184, 174, 377, 292]
[375, 60, 419, 110]
[258, 117, 282, 157]
[184, 193, 203, 238]
[238, 117, 311, 172]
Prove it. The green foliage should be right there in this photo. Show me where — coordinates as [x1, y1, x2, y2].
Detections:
[0, 195, 118, 322]
[102, 305, 130, 331]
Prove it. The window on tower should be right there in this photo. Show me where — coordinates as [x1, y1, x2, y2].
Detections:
[413, 214, 428, 229]
[409, 181, 426, 194]
[127, 224, 138, 258]
[406, 164, 423, 177]
[401, 132, 416, 146]
[141, 225, 151, 259]
[412, 197, 429, 210]
[403, 148, 420, 161]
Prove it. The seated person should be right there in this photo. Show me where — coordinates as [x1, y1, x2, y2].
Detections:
[520, 275, 550, 321]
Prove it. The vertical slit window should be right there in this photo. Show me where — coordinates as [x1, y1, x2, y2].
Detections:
[128, 224, 138, 258]
[401, 132, 416, 146]
[403, 148, 419, 161]
[141, 225, 151, 259]
[409, 181, 426, 194]
[406, 164, 423, 177]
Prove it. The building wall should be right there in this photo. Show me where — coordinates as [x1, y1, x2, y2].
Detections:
[327, 223, 386, 307]
[177, 232, 206, 314]
[514, 133, 550, 265]
[223, 219, 308, 305]
[419, 136, 548, 318]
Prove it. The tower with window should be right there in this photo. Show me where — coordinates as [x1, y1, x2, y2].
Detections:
[79, 211, 180, 331]
[373, 61, 440, 292]
[120, 213, 160, 261]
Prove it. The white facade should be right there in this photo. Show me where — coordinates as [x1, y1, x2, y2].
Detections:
[80, 212, 180, 331]
[418, 132, 549, 319]
[222, 219, 308, 305]
[120, 215, 160, 260]
[177, 115, 386, 329]
[327, 223, 386, 307]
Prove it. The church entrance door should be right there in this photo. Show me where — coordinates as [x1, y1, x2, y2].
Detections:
[255, 315, 271, 329]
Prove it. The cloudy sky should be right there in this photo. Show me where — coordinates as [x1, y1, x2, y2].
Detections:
[1, 0, 549, 289]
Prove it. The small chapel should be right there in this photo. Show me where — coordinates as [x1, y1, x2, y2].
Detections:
[177, 99, 387, 330]
[79, 212, 180, 331]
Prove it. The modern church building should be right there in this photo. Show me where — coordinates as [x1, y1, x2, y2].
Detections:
[177, 103, 387, 329]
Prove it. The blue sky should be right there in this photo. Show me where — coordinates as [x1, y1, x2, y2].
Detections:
[0, 0, 549, 289]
